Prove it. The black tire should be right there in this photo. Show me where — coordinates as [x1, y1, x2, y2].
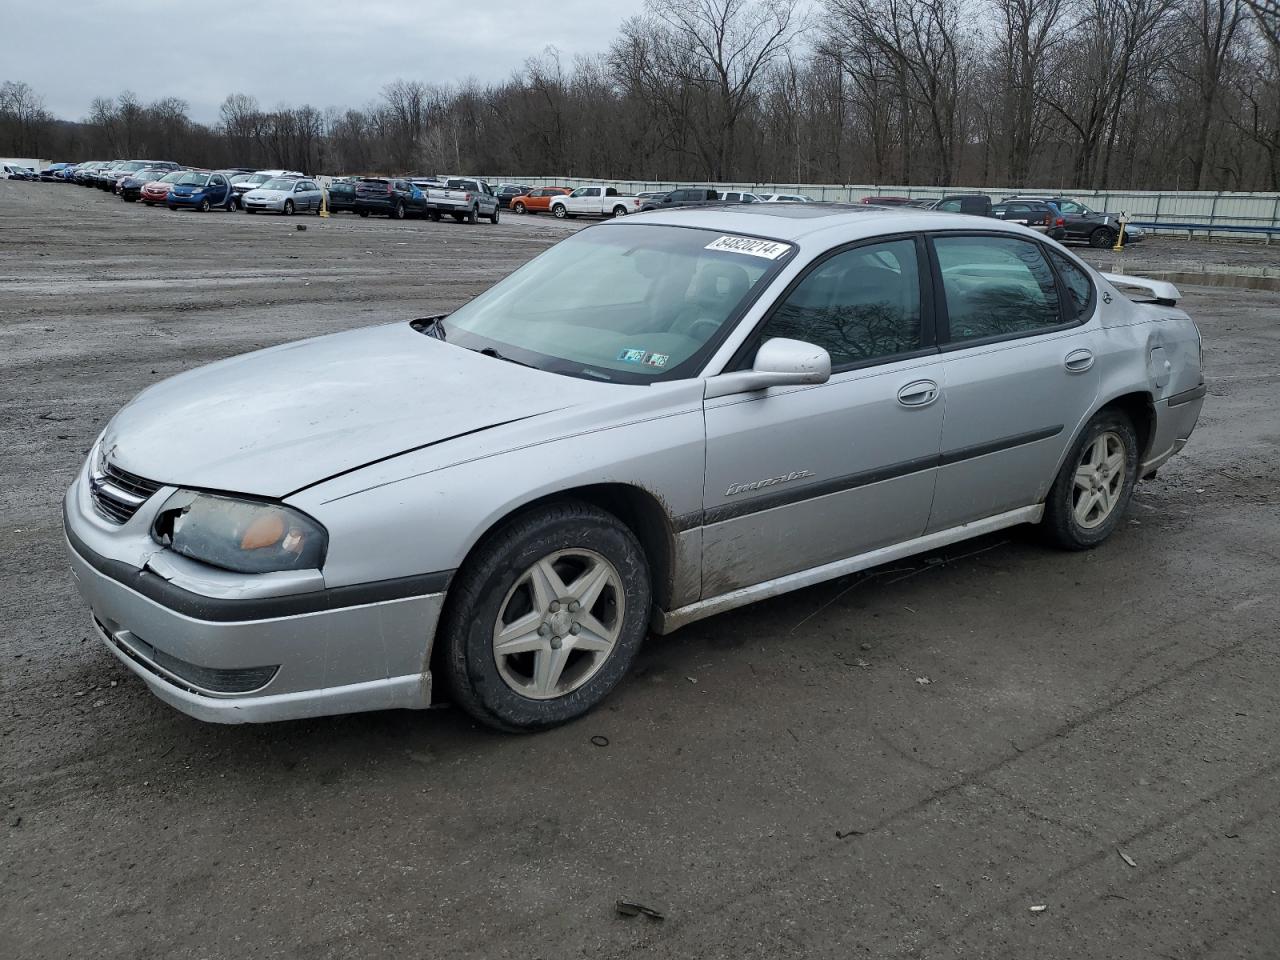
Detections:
[452, 213, 466, 222]
[392, 201, 406, 220]
[1042, 410, 1139, 550]
[552, 205, 567, 219]
[513, 201, 526, 214]
[429, 210, 441, 222]
[1089, 227, 1115, 248]
[489, 207, 500, 224]
[246, 208, 256, 214]
[359, 209, 369, 218]
[438, 500, 651, 732]
[226, 196, 238, 212]
[197, 198, 211, 213]
[612, 205, 628, 217]
[283, 200, 295, 216]
[467, 205, 479, 224]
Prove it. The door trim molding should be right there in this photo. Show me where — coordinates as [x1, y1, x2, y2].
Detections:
[653, 504, 1043, 634]
[680, 424, 1061, 530]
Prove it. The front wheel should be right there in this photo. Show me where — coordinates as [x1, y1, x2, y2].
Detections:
[391, 201, 406, 220]
[1089, 227, 1115, 248]
[197, 198, 211, 213]
[438, 501, 651, 732]
[358, 209, 369, 218]
[513, 201, 526, 214]
[1042, 411, 1139, 550]
[552, 205, 567, 219]
[488, 207, 500, 224]
[283, 200, 294, 216]
[429, 210, 441, 222]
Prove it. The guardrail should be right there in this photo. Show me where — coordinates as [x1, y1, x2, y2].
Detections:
[485, 176, 1280, 242]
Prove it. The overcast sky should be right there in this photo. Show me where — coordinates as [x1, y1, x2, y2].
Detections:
[8, 0, 648, 123]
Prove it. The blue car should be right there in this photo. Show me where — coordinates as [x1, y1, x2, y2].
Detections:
[167, 170, 237, 212]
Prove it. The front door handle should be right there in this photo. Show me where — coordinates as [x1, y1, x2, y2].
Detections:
[897, 379, 940, 408]
[1065, 348, 1095, 373]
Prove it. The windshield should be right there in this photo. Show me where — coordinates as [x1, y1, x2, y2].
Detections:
[241, 174, 271, 185]
[157, 171, 186, 183]
[442, 223, 793, 383]
[261, 178, 298, 190]
[174, 172, 208, 186]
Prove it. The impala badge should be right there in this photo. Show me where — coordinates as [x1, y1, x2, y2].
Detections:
[725, 470, 813, 497]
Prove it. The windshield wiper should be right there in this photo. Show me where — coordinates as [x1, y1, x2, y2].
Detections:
[412, 315, 448, 340]
[476, 346, 535, 368]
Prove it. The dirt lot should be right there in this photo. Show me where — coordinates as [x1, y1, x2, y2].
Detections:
[2, 180, 1278, 959]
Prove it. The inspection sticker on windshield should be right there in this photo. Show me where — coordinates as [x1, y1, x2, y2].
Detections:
[618, 348, 647, 364]
[705, 236, 790, 260]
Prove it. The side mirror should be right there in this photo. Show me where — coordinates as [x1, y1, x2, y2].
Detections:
[704, 338, 832, 399]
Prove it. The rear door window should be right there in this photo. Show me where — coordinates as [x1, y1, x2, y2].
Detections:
[1047, 249, 1094, 320]
[933, 235, 1062, 342]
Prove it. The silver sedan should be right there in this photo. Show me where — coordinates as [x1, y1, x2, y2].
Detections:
[64, 207, 1205, 731]
[242, 177, 324, 214]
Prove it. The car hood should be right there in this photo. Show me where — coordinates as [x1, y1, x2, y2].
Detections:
[171, 184, 207, 195]
[101, 323, 608, 498]
[245, 189, 289, 200]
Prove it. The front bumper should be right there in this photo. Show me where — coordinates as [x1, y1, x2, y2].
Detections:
[244, 197, 286, 212]
[167, 195, 207, 208]
[63, 469, 446, 723]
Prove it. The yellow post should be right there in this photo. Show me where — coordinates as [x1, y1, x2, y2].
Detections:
[1112, 211, 1127, 251]
[319, 189, 329, 219]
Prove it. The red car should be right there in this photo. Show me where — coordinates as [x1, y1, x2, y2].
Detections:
[140, 170, 199, 206]
[510, 186, 571, 215]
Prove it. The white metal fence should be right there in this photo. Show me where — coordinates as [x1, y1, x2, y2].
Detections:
[487, 176, 1280, 241]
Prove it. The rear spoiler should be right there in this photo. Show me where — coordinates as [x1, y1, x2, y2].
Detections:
[1101, 272, 1179, 307]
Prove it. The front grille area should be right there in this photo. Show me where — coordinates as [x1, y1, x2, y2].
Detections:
[90, 460, 163, 524]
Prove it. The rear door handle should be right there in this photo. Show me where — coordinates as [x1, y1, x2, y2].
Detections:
[897, 379, 940, 408]
[1064, 348, 1095, 373]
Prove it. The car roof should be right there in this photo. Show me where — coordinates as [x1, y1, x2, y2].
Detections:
[625, 203, 1031, 245]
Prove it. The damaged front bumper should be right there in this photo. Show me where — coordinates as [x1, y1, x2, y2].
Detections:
[62, 467, 444, 724]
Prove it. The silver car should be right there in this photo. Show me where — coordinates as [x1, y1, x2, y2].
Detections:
[242, 177, 324, 214]
[63, 207, 1205, 731]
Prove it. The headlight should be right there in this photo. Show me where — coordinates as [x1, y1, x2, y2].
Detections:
[152, 491, 327, 574]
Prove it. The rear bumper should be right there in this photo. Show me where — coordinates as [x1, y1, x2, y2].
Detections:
[1142, 383, 1206, 476]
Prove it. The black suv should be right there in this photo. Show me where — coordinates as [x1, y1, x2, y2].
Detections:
[1002, 196, 1143, 248]
[639, 188, 753, 212]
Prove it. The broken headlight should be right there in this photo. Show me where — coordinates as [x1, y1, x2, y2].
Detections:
[152, 491, 327, 574]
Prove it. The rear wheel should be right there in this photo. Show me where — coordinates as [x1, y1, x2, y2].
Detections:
[226, 196, 239, 212]
[613, 205, 628, 217]
[438, 501, 650, 732]
[1089, 227, 1115, 248]
[1042, 411, 1139, 550]
[452, 213, 466, 222]
[429, 210, 441, 222]
[467, 205, 479, 224]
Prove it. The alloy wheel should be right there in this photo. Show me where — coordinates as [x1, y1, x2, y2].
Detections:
[491, 548, 624, 700]
[1072, 431, 1126, 529]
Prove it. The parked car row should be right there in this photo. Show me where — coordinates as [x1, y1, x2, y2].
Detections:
[860, 193, 1143, 247]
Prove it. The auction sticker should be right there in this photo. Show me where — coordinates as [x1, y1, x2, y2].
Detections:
[704, 236, 791, 260]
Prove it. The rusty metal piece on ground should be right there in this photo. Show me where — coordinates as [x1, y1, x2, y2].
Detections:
[616, 899, 664, 920]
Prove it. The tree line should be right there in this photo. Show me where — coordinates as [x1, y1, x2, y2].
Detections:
[3, 0, 1278, 191]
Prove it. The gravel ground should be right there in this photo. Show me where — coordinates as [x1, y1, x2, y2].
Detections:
[2, 180, 1278, 959]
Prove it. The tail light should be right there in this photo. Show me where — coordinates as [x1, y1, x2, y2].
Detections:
[1055, 217, 1065, 227]
[464, 193, 473, 202]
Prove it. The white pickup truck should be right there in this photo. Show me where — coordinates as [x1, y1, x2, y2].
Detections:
[549, 186, 644, 219]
